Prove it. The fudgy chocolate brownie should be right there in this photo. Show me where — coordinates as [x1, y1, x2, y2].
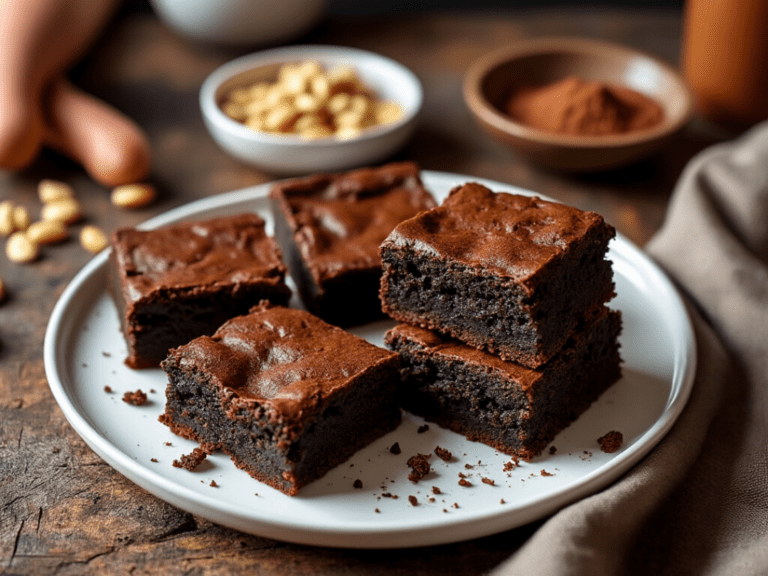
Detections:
[380, 182, 616, 368]
[110, 214, 291, 369]
[159, 302, 402, 495]
[269, 161, 435, 327]
[385, 308, 622, 460]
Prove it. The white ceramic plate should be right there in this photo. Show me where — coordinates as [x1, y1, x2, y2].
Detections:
[44, 172, 696, 549]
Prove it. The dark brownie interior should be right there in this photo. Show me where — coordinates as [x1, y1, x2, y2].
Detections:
[270, 161, 435, 327]
[160, 302, 402, 495]
[385, 309, 622, 460]
[380, 183, 615, 367]
[110, 214, 291, 368]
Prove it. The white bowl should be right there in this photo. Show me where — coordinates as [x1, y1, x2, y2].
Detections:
[149, 0, 328, 47]
[199, 45, 423, 175]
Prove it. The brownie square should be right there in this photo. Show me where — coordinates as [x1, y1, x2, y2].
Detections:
[269, 161, 435, 327]
[110, 214, 291, 369]
[380, 182, 616, 368]
[385, 308, 622, 460]
[159, 302, 402, 495]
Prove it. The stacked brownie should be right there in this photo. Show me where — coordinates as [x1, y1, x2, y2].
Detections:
[269, 161, 435, 326]
[380, 182, 622, 459]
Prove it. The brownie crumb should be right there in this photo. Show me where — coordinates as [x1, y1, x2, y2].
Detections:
[407, 453, 432, 483]
[164, 442, 172, 446]
[417, 424, 429, 434]
[443, 509, 448, 513]
[452, 502, 459, 509]
[102, 351, 111, 357]
[172, 444, 214, 471]
[503, 456, 519, 472]
[382, 492, 394, 498]
[481, 477, 495, 485]
[150, 458, 158, 463]
[103, 385, 112, 393]
[150, 389, 156, 394]
[428, 497, 435, 503]
[434, 446, 452, 462]
[122, 389, 148, 406]
[598, 431, 623, 453]
[375, 508, 380, 513]
[353, 479, 363, 489]
[500, 499, 506, 504]
[458, 478, 472, 487]
[210, 480, 218, 487]
[432, 486, 441, 495]
[458, 472, 466, 478]
[541, 469, 553, 477]
[549, 446, 557, 455]
[389, 442, 402, 455]
[464, 463, 473, 470]
[408, 495, 418, 506]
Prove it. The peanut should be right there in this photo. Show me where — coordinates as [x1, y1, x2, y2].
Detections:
[79, 225, 108, 254]
[26, 220, 68, 245]
[41, 198, 83, 224]
[38, 179, 75, 203]
[12, 206, 30, 231]
[6, 231, 39, 263]
[0, 201, 15, 236]
[111, 184, 156, 209]
[221, 60, 404, 141]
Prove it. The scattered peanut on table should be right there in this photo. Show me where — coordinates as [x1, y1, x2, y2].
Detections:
[41, 198, 83, 224]
[80, 225, 108, 254]
[26, 220, 68, 245]
[220, 60, 404, 140]
[0, 201, 15, 236]
[38, 179, 75, 203]
[111, 183, 156, 209]
[6, 231, 39, 263]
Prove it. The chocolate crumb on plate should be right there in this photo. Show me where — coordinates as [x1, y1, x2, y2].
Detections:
[458, 478, 472, 487]
[500, 499, 506, 504]
[407, 453, 432, 483]
[389, 442, 402, 455]
[103, 385, 112, 393]
[150, 458, 158, 463]
[452, 502, 459, 509]
[481, 477, 495, 485]
[353, 479, 363, 489]
[541, 469, 554, 477]
[102, 351, 111, 357]
[549, 446, 557, 455]
[503, 456, 519, 472]
[172, 443, 215, 471]
[432, 486, 441, 495]
[164, 442, 172, 446]
[375, 508, 380, 513]
[210, 480, 218, 487]
[122, 389, 148, 406]
[408, 495, 418, 506]
[417, 424, 429, 433]
[434, 446, 452, 462]
[598, 430, 623, 453]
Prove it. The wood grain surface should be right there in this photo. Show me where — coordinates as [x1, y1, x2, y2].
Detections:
[0, 7, 728, 575]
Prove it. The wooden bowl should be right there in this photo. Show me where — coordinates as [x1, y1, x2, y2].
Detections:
[463, 37, 693, 172]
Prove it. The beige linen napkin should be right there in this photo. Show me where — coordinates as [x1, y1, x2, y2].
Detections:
[494, 122, 768, 575]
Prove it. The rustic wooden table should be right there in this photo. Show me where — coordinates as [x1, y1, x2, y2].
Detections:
[0, 7, 728, 574]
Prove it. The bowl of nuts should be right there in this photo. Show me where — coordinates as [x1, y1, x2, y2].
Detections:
[199, 45, 423, 174]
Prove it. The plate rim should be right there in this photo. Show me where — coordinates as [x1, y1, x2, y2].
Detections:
[43, 171, 696, 548]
